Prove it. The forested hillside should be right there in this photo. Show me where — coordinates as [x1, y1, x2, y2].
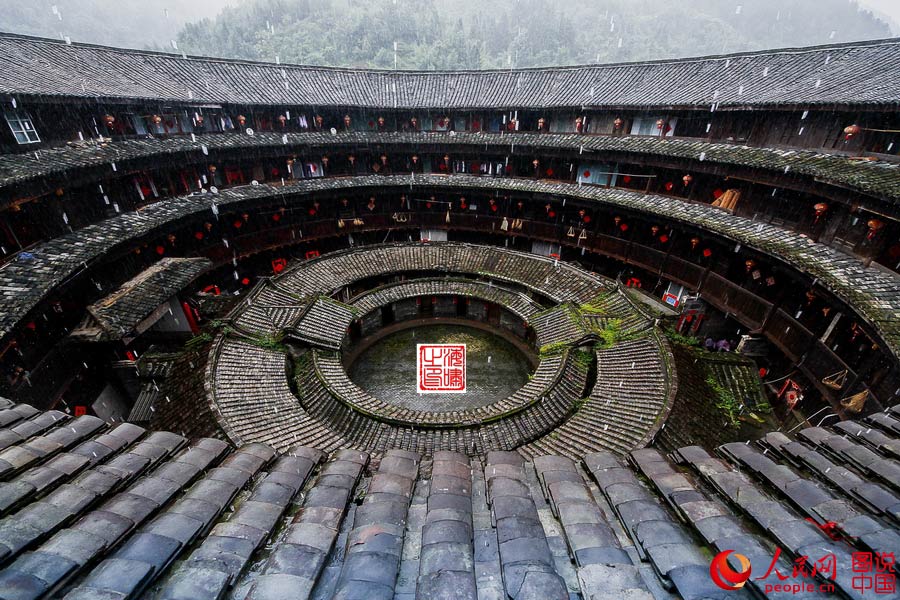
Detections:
[176, 0, 893, 69]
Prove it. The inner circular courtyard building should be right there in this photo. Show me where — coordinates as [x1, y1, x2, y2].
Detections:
[0, 30, 895, 600]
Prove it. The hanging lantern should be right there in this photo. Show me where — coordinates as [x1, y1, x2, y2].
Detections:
[745, 259, 756, 272]
[151, 114, 162, 124]
[656, 118, 665, 130]
[690, 237, 701, 250]
[195, 114, 204, 125]
[208, 165, 217, 173]
[237, 115, 246, 126]
[619, 223, 629, 232]
[867, 218, 885, 240]
[659, 234, 669, 243]
[575, 117, 584, 133]
[651, 225, 660, 236]
[843, 124, 861, 140]
[167, 234, 176, 244]
[664, 182, 674, 191]
[377, 116, 385, 128]
[613, 117, 623, 131]
[103, 114, 115, 127]
[622, 175, 632, 184]
[194, 231, 204, 240]
[278, 115, 287, 126]
[813, 202, 829, 224]
[537, 117, 546, 130]
[241, 277, 251, 286]
[233, 219, 242, 229]
[272, 213, 281, 222]
[321, 156, 329, 167]
[343, 115, 352, 127]
[204, 222, 213, 231]
[55, 188, 65, 197]
[155, 245, 165, 255]
[614, 216, 622, 226]
[682, 174, 693, 187]
[702, 248, 712, 257]
[380, 154, 388, 164]
[532, 159, 540, 169]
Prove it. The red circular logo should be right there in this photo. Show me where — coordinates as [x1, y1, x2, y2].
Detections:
[710, 550, 752, 591]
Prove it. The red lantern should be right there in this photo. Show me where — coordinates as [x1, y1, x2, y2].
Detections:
[308, 208, 317, 216]
[583, 215, 591, 224]
[690, 237, 700, 250]
[682, 174, 693, 187]
[575, 117, 583, 133]
[713, 189, 724, 199]
[546, 168, 554, 177]
[426, 202, 432, 209]
[194, 232, 204, 240]
[272, 213, 281, 222]
[664, 182, 674, 191]
[813, 202, 828, 224]
[867, 218, 885, 240]
[622, 175, 632, 184]
[278, 115, 287, 126]
[151, 114, 162, 125]
[237, 115, 246, 126]
[620, 223, 629, 232]
[659, 234, 669, 243]
[272, 258, 287, 273]
[583, 171, 591, 178]
[548, 210, 556, 218]
[702, 248, 712, 257]
[233, 220, 242, 229]
[241, 277, 251, 286]
[843, 124, 861, 140]
[155, 245, 165, 255]
[656, 118, 665, 130]
[613, 117, 623, 130]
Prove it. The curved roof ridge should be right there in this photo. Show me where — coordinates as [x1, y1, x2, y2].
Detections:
[0, 29, 898, 74]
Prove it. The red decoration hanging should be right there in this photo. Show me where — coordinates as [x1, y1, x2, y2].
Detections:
[548, 210, 556, 218]
[583, 171, 591, 178]
[583, 215, 591, 224]
[194, 232, 204, 240]
[233, 220, 243, 229]
[622, 175, 632, 184]
[664, 182, 674, 191]
[619, 223, 629, 232]
[272, 258, 287, 273]
[155, 245, 165, 255]
[272, 213, 281, 222]
[659, 234, 669, 243]
[702, 248, 712, 257]
[241, 277, 251, 285]
[713, 188, 724, 199]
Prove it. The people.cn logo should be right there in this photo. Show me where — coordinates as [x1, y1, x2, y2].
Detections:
[711, 550, 753, 590]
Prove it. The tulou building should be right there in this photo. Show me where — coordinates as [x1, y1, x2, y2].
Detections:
[0, 31, 896, 599]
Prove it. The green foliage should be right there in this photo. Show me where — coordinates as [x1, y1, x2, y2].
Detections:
[539, 341, 569, 357]
[663, 328, 700, 347]
[706, 374, 743, 427]
[244, 331, 288, 353]
[184, 331, 213, 350]
[593, 319, 623, 349]
[172, 0, 893, 69]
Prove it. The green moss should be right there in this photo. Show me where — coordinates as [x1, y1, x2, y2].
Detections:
[244, 331, 288, 353]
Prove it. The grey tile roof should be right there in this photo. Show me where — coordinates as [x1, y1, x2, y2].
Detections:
[3, 132, 897, 203]
[2, 174, 899, 360]
[0, 33, 898, 108]
[72, 257, 211, 341]
[0, 402, 898, 599]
